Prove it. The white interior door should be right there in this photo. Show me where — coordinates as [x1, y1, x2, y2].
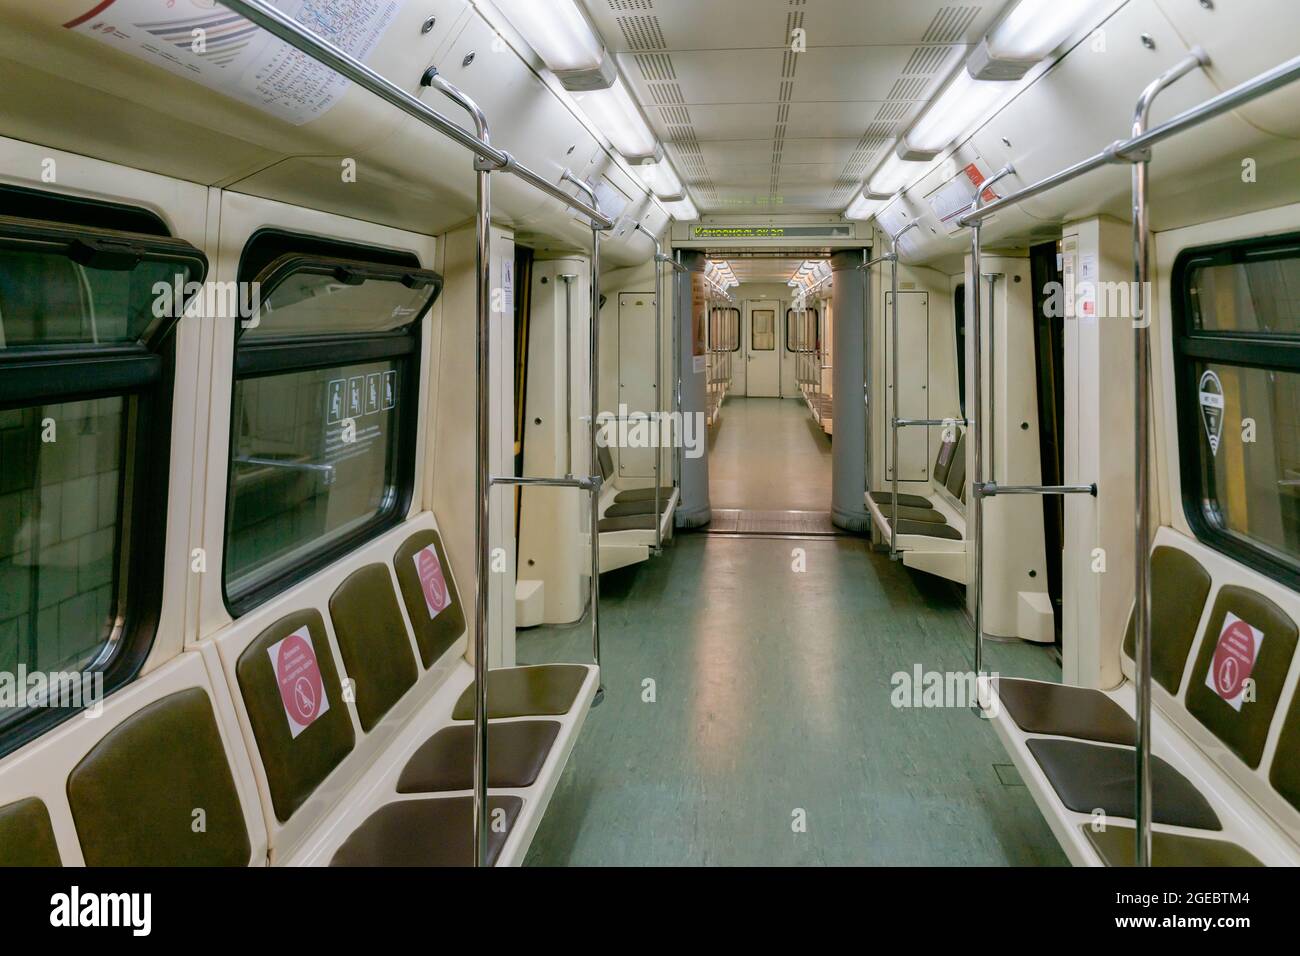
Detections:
[746, 301, 780, 396]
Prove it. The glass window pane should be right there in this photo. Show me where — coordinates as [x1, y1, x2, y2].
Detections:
[226, 359, 402, 599]
[0, 397, 125, 682]
[245, 265, 436, 339]
[752, 309, 775, 351]
[1193, 362, 1300, 567]
[0, 247, 199, 349]
[1189, 256, 1300, 335]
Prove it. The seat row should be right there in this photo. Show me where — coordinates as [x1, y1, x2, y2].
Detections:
[865, 429, 969, 583]
[988, 527, 1300, 866]
[593, 444, 677, 572]
[0, 514, 598, 866]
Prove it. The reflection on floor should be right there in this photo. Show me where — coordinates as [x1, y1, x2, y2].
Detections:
[518, 533, 1066, 866]
[709, 397, 831, 511]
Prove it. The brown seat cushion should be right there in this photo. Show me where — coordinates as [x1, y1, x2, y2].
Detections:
[996, 678, 1136, 746]
[329, 564, 418, 732]
[0, 798, 61, 866]
[895, 518, 962, 540]
[397, 720, 560, 792]
[604, 496, 672, 518]
[614, 486, 674, 504]
[1083, 825, 1262, 867]
[393, 529, 467, 668]
[67, 688, 252, 866]
[874, 503, 947, 524]
[869, 490, 934, 509]
[1184, 585, 1298, 770]
[237, 609, 355, 822]
[599, 514, 657, 532]
[330, 795, 521, 867]
[1027, 737, 1220, 831]
[452, 664, 589, 720]
[1122, 546, 1213, 693]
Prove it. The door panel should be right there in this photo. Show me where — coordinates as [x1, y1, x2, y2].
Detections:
[885, 291, 929, 481]
[746, 301, 781, 396]
[618, 291, 656, 477]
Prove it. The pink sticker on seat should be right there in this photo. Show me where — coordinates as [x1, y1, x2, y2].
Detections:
[414, 544, 452, 620]
[1205, 612, 1263, 712]
[267, 627, 330, 738]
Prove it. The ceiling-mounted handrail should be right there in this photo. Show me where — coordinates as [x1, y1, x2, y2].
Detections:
[955, 46, 1300, 228]
[220, 0, 615, 231]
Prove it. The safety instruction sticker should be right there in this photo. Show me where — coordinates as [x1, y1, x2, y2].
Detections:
[1199, 369, 1224, 456]
[1205, 612, 1263, 712]
[267, 626, 330, 737]
[63, 0, 402, 126]
[413, 544, 452, 620]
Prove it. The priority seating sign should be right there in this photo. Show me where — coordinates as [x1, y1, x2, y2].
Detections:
[1205, 612, 1263, 712]
[414, 544, 452, 619]
[267, 627, 330, 738]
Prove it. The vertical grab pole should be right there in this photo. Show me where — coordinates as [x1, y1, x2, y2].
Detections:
[635, 223, 665, 553]
[965, 164, 1014, 680]
[421, 67, 499, 868]
[1125, 47, 1209, 868]
[889, 222, 920, 559]
[563, 170, 606, 702]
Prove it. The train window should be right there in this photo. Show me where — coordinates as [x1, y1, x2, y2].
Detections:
[751, 309, 776, 350]
[1175, 234, 1300, 585]
[709, 307, 739, 352]
[0, 210, 205, 746]
[224, 246, 442, 614]
[785, 308, 819, 352]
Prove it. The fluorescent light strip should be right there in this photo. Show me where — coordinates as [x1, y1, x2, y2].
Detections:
[574, 77, 659, 159]
[988, 0, 1099, 61]
[903, 68, 1010, 156]
[493, 0, 605, 72]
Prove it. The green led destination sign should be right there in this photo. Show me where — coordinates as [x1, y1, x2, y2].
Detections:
[690, 225, 855, 240]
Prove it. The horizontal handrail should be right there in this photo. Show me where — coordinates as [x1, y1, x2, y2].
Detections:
[221, 0, 615, 230]
[976, 482, 1096, 497]
[491, 475, 600, 491]
[892, 418, 972, 428]
[958, 48, 1300, 227]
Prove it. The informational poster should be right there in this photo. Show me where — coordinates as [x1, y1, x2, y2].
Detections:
[413, 544, 452, 620]
[63, 0, 402, 126]
[267, 626, 330, 737]
[1205, 612, 1263, 712]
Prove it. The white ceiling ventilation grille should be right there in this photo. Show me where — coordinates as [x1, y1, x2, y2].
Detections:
[922, 6, 982, 44]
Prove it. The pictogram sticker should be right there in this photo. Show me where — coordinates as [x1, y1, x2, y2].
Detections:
[414, 544, 452, 619]
[1199, 369, 1224, 456]
[1205, 611, 1263, 712]
[267, 626, 330, 738]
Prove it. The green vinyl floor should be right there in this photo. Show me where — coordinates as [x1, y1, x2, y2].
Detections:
[517, 532, 1067, 866]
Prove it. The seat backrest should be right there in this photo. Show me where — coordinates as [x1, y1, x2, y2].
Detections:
[1183, 586, 1298, 769]
[392, 528, 467, 668]
[597, 443, 614, 482]
[0, 797, 61, 866]
[933, 432, 959, 488]
[943, 431, 966, 500]
[235, 609, 356, 823]
[66, 687, 253, 866]
[328, 564, 419, 732]
[1122, 546, 1214, 693]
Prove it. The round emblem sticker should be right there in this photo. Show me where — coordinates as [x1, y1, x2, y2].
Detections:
[269, 629, 329, 737]
[415, 546, 451, 618]
[1205, 613, 1262, 712]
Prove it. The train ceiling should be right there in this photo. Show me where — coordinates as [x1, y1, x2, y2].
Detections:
[580, 0, 999, 216]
